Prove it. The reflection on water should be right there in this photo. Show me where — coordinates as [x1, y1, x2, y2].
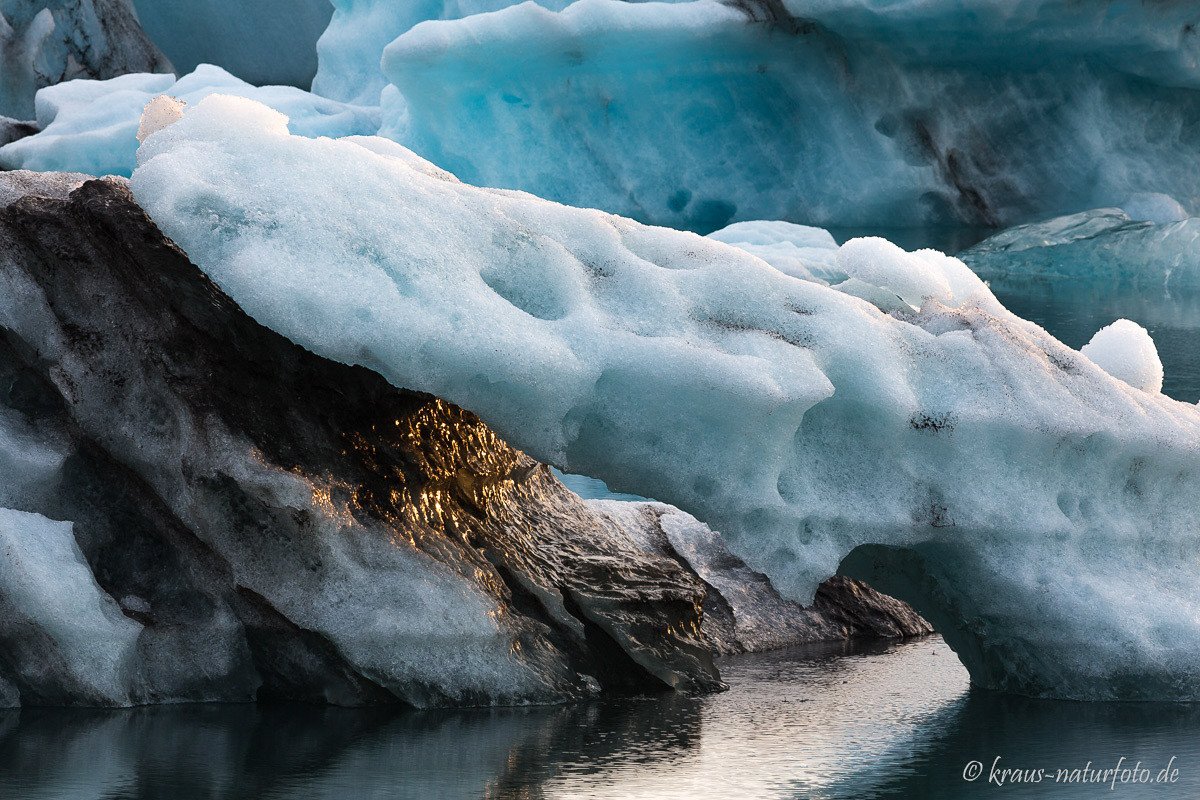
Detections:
[3, 637, 1198, 799]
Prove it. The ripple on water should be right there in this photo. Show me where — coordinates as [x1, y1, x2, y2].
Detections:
[3, 636, 1200, 799]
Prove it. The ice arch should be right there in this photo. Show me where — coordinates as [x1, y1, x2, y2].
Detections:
[130, 95, 1200, 700]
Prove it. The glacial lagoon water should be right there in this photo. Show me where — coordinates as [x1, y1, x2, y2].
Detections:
[4, 636, 1199, 799]
[6, 234, 1200, 799]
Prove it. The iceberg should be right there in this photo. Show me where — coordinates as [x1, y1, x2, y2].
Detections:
[0, 169, 720, 706]
[959, 202, 1200, 289]
[129, 0, 332, 89]
[0, 65, 380, 177]
[0, 0, 170, 120]
[313, 0, 577, 107]
[129, 95, 1200, 700]
[379, 0, 1200, 231]
[706, 221, 840, 283]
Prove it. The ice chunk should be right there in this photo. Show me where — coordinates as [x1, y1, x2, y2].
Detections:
[834, 237, 990, 311]
[313, 0, 576, 106]
[379, 0, 1200, 231]
[0, 168, 90, 207]
[0, 508, 141, 705]
[131, 95, 1200, 700]
[136, 96, 186, 144]
[0, 0, 170, 120]
[130, 0, 331, 88]
[591, 498, 930, 653]
[0, 115, 37, 148]
[960, 207, 1200, 289]
[707, 223, 988, 313]
[1123, 193, 1190, 225]
[0, 65, 381, 177]
[1081, 320, 1164, 394]
[707, 220, 839, 282]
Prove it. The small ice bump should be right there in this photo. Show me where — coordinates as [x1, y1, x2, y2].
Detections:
[137, 96, 187, 144]
[1122, 193, 1190, 225]
[1081, 319, 1164, 393]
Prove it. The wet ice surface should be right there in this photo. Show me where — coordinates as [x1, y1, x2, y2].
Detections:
[3, 636, 1198, 799]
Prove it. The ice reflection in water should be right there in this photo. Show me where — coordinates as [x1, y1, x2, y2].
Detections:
[4, 637, 1199, 799]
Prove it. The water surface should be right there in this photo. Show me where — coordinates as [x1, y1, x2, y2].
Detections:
[4, 637, 1198, 799]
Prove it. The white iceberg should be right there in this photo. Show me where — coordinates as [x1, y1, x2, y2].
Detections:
[130, 94, 1200, 700]
[378, 0, 1200, 231]
[707, 220, 840, 282]
[0, 65, 380, 177]
[708, 221, 988, 313]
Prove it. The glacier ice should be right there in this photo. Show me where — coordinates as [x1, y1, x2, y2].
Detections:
[0, 508, 141, 705]
[1122, 193, 1190, 226]
[959, 203, 1200, 289]
[311, 0, 685, 106]
[379, 0, 1200, 231]
[0, 0, 171, 120]
[708, 221, 987, 313]
[0, 66, 381, 177]
[0, 169, 719, 706]
[130, 0, 332, 88]
[707, 221, 840, 283]
[591, 498, 930, 653]
[129, 95, 1200, 700]
[1080, 320, 1164, 395]
[313, 0, 577, 107]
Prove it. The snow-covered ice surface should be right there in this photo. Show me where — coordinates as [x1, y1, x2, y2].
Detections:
[0, 0, 171, 120]
[130, 0, 332, 88]
[959, 203, 1200, 289]
[130, 95, 1200, 701]
[708, 221, 988, 314]
[707, 221, 840, 283]
[0, 65, 381, 177]
[379, 0, 1200, 231]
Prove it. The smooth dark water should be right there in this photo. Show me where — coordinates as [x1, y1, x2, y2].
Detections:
[3, 637, 1198, 800]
